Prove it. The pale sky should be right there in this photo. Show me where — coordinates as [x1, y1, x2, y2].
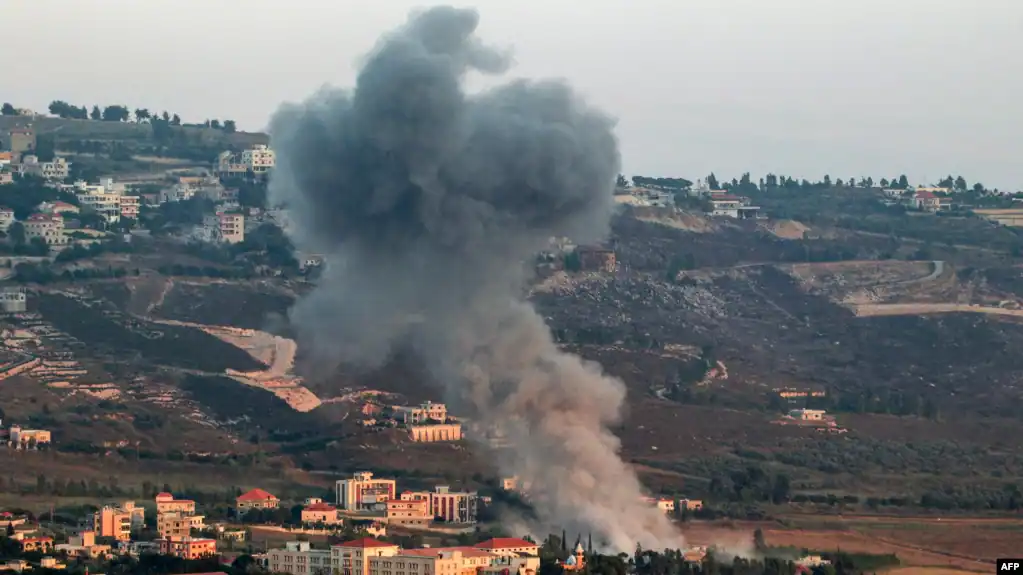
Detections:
[6, 0, 1021, 190]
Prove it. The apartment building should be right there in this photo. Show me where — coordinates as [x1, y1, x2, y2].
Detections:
[201, 212, 245, 244]
[23, 213, 66, 245]
[214, 145, 275, 178]
[399, 486, 480, 524]
[157, 536, 217, 559]
[473, 538, 539, 557]
[155, 492, 196, 514]
[0, 171, 12, 186]
[331, 538, 400, 575]
[393, 401, 447, 424]
[119, 195, 140, 219]
[157, 512, 205, 538]
[92, 502, 145, 541]
[336, 472, 396, 512]
[301, 502, 341, 526]
[236, 488, 279, 514]
[385, 499, 430, 527]
[19, 156, 70, 181]
[269, 541, 333, 575]
[54, 531, 111, 559]
[374, 547, 495, 575]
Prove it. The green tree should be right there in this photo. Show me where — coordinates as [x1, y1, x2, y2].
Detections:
[615, 174, 628, 187]
[102, 105, 130, 122]
[707, 173, 720, 190]
[90, 105, 102, 120]
[171, 113, 181, 126]
[898, 174, 909, 189]
[8, 222, 25, 246]
[954, 175, 967, 191]
[223, 120, 237, 134]
[210, 119, 221, 129]
[0, 103, 16, 116]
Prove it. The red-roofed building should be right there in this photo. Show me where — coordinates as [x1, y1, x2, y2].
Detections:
[236, 488, 279, 513]
[301, 502, 341, 525]
[474, 538, 539, 557]
[912, 188, 951, 211]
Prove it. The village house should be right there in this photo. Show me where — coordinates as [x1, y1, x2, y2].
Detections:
[157, 535, 217, 559]
[301, 502, 341, 526]
[0, 171, 12, 186]
[55, 531, 111, 559]
[157, 512, 205, 538]
[789, 408, 827, 421]
[236, 488, 280, 514]
[574, 245, 616, 272]
[214, 145, 275, 178]
[23, 213, 66, 245]
[18, 537, 53, 553]
[336, 472, 397, 512]
[0, 208, 14, 232]
[200, 211, 245, 244]
[911, 189, 952, 212]
[393, 401, 447, 425]
[18, 156, 70, 181]
[385, 498, 431, 527]
[8, 425, 51, 448]
[37, 200, 79, 215]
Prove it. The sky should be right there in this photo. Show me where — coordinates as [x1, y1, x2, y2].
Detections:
[5, 0, 1021, 190]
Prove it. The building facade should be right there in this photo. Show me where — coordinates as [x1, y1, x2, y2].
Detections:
[394, 401, 447, 424]
[269, 541, 332, 575]
[23, 213, 66, 245]
[408, 423, 463, 442]
[400, 486, 479, 524]
[385, 499, 430, 527]
[155, 492, 197, 515]
[92, 502, 145, 541]
[157, 536, 217, 559]
[336, 472, 397, 512]
[0, 289, 26, 313]
[156, 512, 204, 538]
[236, 488, 279, 513]
[8, 426, 51, 447]
[301, 502, 341, 525]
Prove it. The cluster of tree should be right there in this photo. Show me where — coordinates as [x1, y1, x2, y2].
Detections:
[0, 175, 80, 219]
[773, 387, 941, 420]
[707, 466, 793, 505]
[54, 236, 137, 264]
[13, 262, 135, 284]
[0, 102, 18, 115]
[44, 100, 238, 132]
[630, 175, 694, 190]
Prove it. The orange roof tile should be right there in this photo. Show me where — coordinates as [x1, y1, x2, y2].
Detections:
[474, 538, 537, 550]
[333, 537, 397, 548]
[237, 488, 277, 502]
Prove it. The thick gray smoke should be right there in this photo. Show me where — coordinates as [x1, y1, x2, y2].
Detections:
[268, 5, 682, 551]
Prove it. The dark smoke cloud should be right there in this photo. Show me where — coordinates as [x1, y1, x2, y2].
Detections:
[268, 5, 681, 550]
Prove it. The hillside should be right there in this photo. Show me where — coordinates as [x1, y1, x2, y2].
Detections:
[2, 203, 1022, 516]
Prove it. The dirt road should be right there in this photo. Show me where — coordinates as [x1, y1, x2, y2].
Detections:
[853, 303, 1023, 318]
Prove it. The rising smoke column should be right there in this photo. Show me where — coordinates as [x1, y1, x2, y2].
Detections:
[267, 6, 682, 551]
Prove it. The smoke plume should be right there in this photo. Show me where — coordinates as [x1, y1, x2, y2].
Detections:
[268, 5, 682, 551]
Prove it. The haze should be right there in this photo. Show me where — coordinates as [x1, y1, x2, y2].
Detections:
[5, 0, 1020, 190]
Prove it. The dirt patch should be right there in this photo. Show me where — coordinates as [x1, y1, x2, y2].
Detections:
[762, 219, 810, 240]
[632, 207, 718, 234]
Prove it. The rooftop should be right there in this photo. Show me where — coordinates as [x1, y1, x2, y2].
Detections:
[304, 502, 337, 511]
[474, 538, 537, 550]
[237, 488, 278, 502]
[333, 537, 397, 549]
[401, 547, 493, 559]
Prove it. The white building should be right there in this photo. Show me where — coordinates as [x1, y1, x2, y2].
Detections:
[19, 156, 70, 181]
[0, 208, 14, 232]
[336, 472, 397, 512]
[23, 213, 66, 245]
[789, 409, 826, 421]
[72, 180, 123, 223]
[400, 485, 480, 524]
[214, 145, 275, 178]
[268, 541, 333, 575]
[0, 288, 26, 313]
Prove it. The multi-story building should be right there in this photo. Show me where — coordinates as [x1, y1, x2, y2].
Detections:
[0, 171, 12, 186]
[156, 512, 204, 538]
[473, 538, 539, 557]
[17, 537, 53, 553]
[330, 538, 400, 575]
[336, 472, 397, 512]
[155, 492, 196, 515]
[373, 547, 495, 575]
[8, 426, 51, 448]
[301, 502, 341, 526]
[269, 541, 333, 575]
[91, 502, 145, 541]
[0, 207, 14, 232]
[236, 488, 279, 514]
[37, 200, 79, 215]
[394, 401, 447, 424]
[400, 486, 480, 524]
[19, 156, 70, 181]
[54, 531, 111, 559]
[23, 213, 66, 245]
[408, 423, 463, 442]
[385, 499, 430, 527]
[119, 195, 140, 220]
[75, 181, 122, 223]
[157, 536, 217, 559]
[200, 212, 245, 244]
[214, 145, 275, 178]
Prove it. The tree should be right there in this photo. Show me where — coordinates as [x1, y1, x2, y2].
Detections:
[898, 174, 909, 189]
[954, 175, 968, 191]
[8, 222, 25, 246]
[880, 178, 889, 187]
[162, 110, 170, 121]
[223, 119, 237, 134]
[823, 174, 832, 187]
[753, 528, 767, 551]
[134, 108, 151, 123]
[210, 119, 221, 129]
[102, 105, 130, 122]
[707, 173, 720, 190]
[0, 103, 15, 116]
[171, 113, 181, 126]
[90, 105, 102, 120]
[616, 174, 628, 188]
[973, 182, 985, 193]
